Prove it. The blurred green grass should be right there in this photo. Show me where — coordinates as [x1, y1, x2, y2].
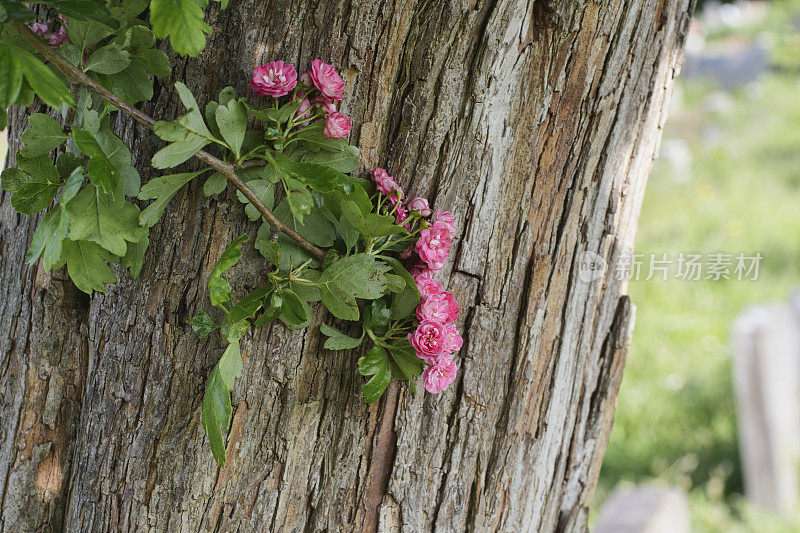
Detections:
[597, 20, 800, 531]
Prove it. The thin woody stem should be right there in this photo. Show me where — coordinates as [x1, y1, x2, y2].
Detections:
[12, 23, 325, 261]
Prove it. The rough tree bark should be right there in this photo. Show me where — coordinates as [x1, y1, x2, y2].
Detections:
[0, 0, 694, 531]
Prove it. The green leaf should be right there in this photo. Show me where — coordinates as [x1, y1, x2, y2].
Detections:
[1, 154, 60, 214]
[121, 234, 148, 278]
[209, 235, 248, 307]
[112, 25, 156, 50]
[68, 18, 112, 49]
[84, 43, 130, 75]
[268, 150, 350, 194]
[150, 0, 211, 57]
[203, 172, 227, 196]
[293, 121, 348, 152]
[137, 48, 171, 77]
[10, 45, 75, 108]
[235, 180, 274, 221]
[254, 226, 280, 265]
[56, 152, 83, 181]
[59, 164, 84, 204]
[202, 367, 232, 465]
[138, 170, 207, 227]
[0, 45, 22, 108]
[0, 0, 35, 23]
[105, 57, 153, 104]
[217, 340, 242, 389]
[20, 113, 69, 158]
[32, 1, 116, 28]
[320, 323, 363, 350]
[387, 340, 423, 383]
[364, 299, 392, 331]
[151, 82, 216, 168]
[380, 256, 421, 320]
[273, 200, 335, 247]
[222, 284, 270, 335]
[317, 254, 391, 321]
[301, 145, 360, 173]
[72, 126, 140, 196]
[357, 346, 392, 403]
[282, 177, 313, 225]
[215, 98, 247, 158]
[25, 206, 69, 271]
[289, 268, 321, 302]
[340, 201, 406, 240]
[188, 309, 217, 338]
[61, 239, 117, 293]
[66, 184, 147, 256]
[278, 289, 311, 330]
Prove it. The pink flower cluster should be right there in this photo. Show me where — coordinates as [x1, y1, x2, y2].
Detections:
[30, 16, 68, 47]
[250, 59, 351, 139]
[403, 209, 461, 395]
[409, 269, 462, 394]
[369, 168, 437, 233]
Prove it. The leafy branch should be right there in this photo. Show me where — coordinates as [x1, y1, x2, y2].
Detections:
[11, 22, 325, 261]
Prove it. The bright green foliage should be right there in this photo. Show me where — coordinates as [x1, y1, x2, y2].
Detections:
[138, 170, 208, 227]
[67, 184, 146, 256]
[201, 340, 240, 465]
[13, 45, 75, 108]
[215, 98, 247, 158]
[1, 153, 61, 214]
[150, 0, 210, 58]
[0, 4, 431, 467]
[208, 235, 248, 307]
[152, 82, 220, 168]
[320, 323, 363, 350]
[60, 238, 118, 293]
[317, 254, 391, 321]
[72, 126, 140, 195]
[358, 347, 392, 404]
[20, 113, 68, 157]
[84, 43, 130, 74]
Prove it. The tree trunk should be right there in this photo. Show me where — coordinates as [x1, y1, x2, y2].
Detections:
[0, 0, 693, 531]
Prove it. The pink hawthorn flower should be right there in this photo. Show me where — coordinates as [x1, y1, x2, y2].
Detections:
[250, 61, 297, 97]
[323, 111, 351, 138]
[394, 203, 411, 229]
[416, 292, 452, 323]
[422, 356, 458, 394]
[443, 322, 463, 352]
[413, 270, 444, 298]
[433, 210, 456, 238]
[408, 319, 449, 360]
[49, 25, 68, 46]
[312, 94, 337, 114]
[415, 224, 452, 272]
[309, 59, 345, 100]
[30, 22, 49, 35]
[295, 98, 313, 127]
[408, 197, 432, 217]
[440, 291, 459, 322]
[400, 248, 413, 260]
[371, 168, 403, 200]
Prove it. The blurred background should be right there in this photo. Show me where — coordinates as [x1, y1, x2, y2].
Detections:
[593, 0, 800, 531]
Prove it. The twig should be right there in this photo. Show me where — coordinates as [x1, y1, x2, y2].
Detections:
[12, 23, 325, 261]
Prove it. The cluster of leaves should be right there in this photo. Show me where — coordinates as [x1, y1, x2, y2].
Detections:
[0, 0, 226, 57]
[0, 1, 171, 292]
[164, 88, 426, 464]
[0, 0, 430, 467]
